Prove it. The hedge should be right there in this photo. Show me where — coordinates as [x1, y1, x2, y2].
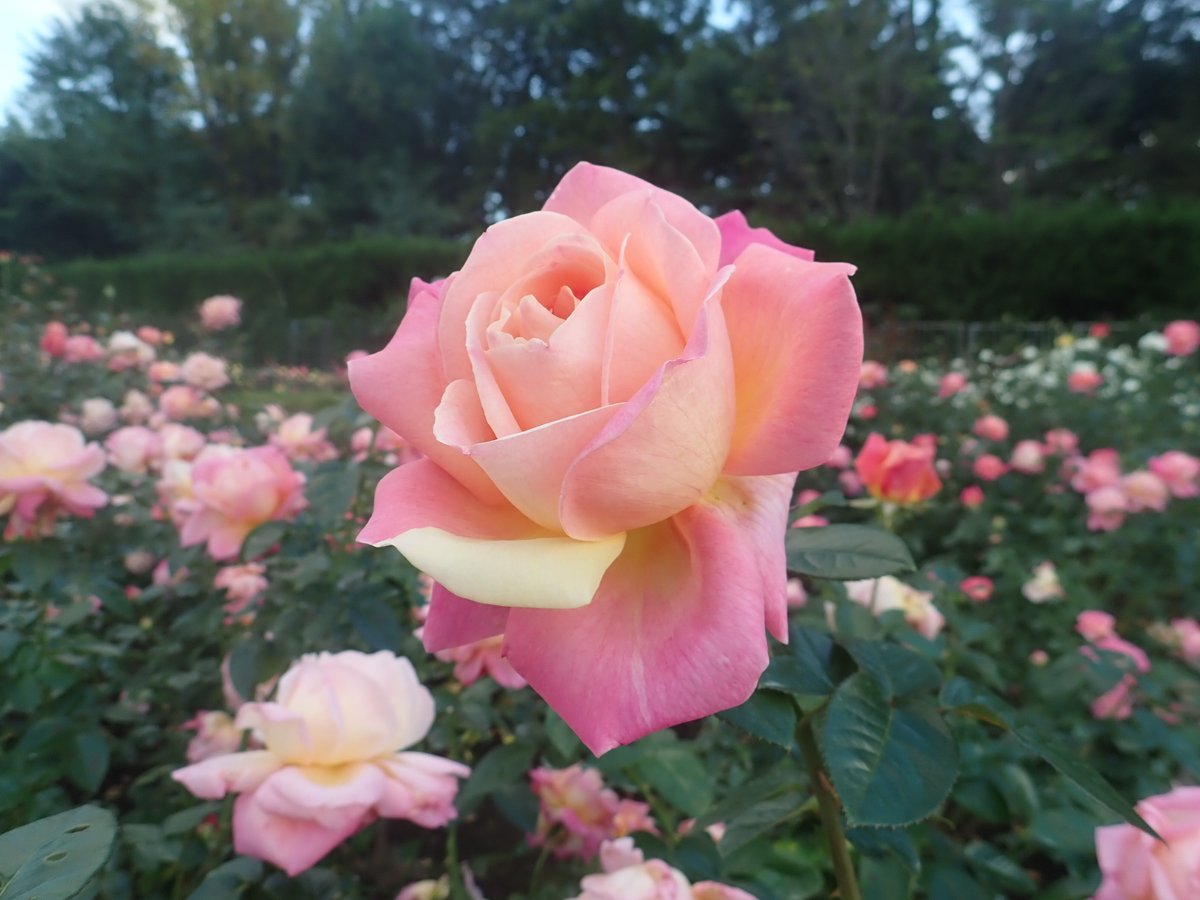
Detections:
[49, 203, 1200, 363]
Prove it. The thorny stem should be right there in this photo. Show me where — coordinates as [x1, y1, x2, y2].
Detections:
[797, 716, 863, 900]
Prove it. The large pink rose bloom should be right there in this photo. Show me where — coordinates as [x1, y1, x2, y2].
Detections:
[0, 421, 108, 539]
[1093, 786, 1200, 899]
[179, 445, 306, 560]
[173, 651, 469, 876]
[350, 162, 862, 754]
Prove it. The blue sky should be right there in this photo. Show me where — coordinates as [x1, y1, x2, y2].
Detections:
[0, 0, 77, 117]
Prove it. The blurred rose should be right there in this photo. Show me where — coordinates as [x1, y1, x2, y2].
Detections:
[199, 295, 242, 331]
[178, 446, 306, 561]
[855, 433, 942, 504]
[184, 711, 244, 763]
[1067, 366, 1103, 394]
[215, 563, 269, 619]
[0, 421, 107, 539]
[159, 385, 219, 421]
[64, 334, 104, 363]
[1043, 428, 1079, 455]
[972, 453, 1008, 482]
[269, 413, 337, 463]
[959, 576, 993, 603]
[159, 423, 208, 463]
[182, 352, 230, 392]
[938, 371, 967, 398]
[1009, 440, 1045, 474]
[1086, 486, 1127, 531]
[1076, 610, 1116, 642]
[106, 426, 161, 474]
[843, 576, 945, 639]
[148, 361, 182, 383]
[1070, 449, 1122, 494]
[1022, 561, 1064, 603]
[960, 485, 985, 508]
[1093, 786, 1200, 900]
[173, 651, 468, 876]
[973, 414, 1009, 442]
[124, 549, 157, 574]
[137, 325, 164, 346]
[824, 444, 852, 469]
[573, 838, 754, 900]
[859, 360, 888, 389]
[1083, 634, 1150, 721]
[1122, 470, 1170, 513]
[80, 398, 118, 435]
[107, 330, 155, 370]
[351, 426, 373, 461]
[120, 389, 155, 425]
[1029, 649, 1049, 667]
[1148, 451, 1199, 499]
[531, 765, 622, 860]
[41, 321, 69, 357]
[1163, 319, 1200, 356]
[1089, 322, 1111, 339]
[435, 635, 526, 690]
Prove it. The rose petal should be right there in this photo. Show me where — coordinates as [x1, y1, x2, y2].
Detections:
[422, 582, 510, 652]
[560, 289, 735, 540]
[172, 750, 281, 799]
[360, 460, 626, 609]
[253, 763, 385, 828]
[233, 788, 369, 877]
[721, 245, 862, 476]
[505, 474, 792, 754]
[715, 210, 815, 267]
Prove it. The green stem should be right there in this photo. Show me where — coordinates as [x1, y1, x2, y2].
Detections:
[797, 716, 862, 900]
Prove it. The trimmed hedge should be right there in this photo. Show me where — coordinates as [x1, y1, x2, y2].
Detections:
[50, 204, 1200, 363]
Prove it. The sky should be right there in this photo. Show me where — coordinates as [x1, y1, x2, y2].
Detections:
[0, 0, 83, 117]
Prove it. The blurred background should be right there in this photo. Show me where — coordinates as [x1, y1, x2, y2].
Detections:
[1, 0, 1197, 361]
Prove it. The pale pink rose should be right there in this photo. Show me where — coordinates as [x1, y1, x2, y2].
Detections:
[159, 384, 218, 421]
[79, 398, 118, 435]
[199, 295, 242, 331]
[351, 427, 374, 462]
[371, 425, 422, 467]
[1071, 449, 1123, 494]
[824, 444, 852, 469]
[855, 433, 942, 504]
[786, 577, 807, 608]
[1076, 610, 1116, 642]
[124, 549, 157, 574]
[1010, 440, 1046, 474]
[106, 330, 155, 370]
[181, 352, 230, 392]
[973, 414, 1009, 442]
[938, 371, 967, 398]
[959, 576, 993, 603]
[1163, 319, 1200, 356]
[152, 558, 188, 589]
[1082, 634, 1150, 721]
[269, 413, 338, 463]
[351, 162, 862, 755]
[1043, 428, 1079, 456]
[254, 403, 286, 433]
[1148, 451, 1200, 499]
[1029, 649, 1049, 667]
[960, 485, 985, 508]
[158, 423, 207, 462]
[859, 360, 888, 389]
[63, 334, 103, 363]
[1067, 366, 1103, 394]
[184, 711, 244, 763]
[106, 427, 162, 474]
[1093, 786, 1200, 900]
[435, 635, 527, 689]
[573, 839, 755, 900]
[395, 879, 449, 900]
[120, 389, 155, 425]
[611, 799, 659, 838]
[531, 765, 622, 860]
[178, 446, 306, 561]
[173, 651, 469, 876]
[1169, 619, 1200, 663]
[41, 321, 68, 357]
[795, 488, 822, 507]
[137, 325, 164, 346]
[215, 563, 269, 620]
[972, 453, 1008, 482]
[1022, 561, 1064, 603]
[148, 361, 182, 383]
[1087, 486, 1127, 531]
[838, 469, 863, 497]
[0, 421, 107, 539]
[844, 576, 945, 639]
[1122, 470, 1170, 513]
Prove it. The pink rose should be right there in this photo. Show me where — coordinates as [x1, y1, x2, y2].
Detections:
[1043, 428, 1079, 456]
[938, 371, 967, 398]
[148, 361, 181, 383]
[1071, 449, 1123, 494]
[1067, 367, 1103, 394]
[1122, 470, 1170, 513]
[63, 334, 103, 363]
[854, 433, 942, 504]
[106, 426, 162, 474]
[79, 398, 118, 435]
[173, 651, 469, 876]
[183, 711, 244, 763]
[1163, 319, 1200, 356]
[0, 421, 107, 539]
[1086, 486, 1127, 532]
[41, 321, 68, 357]
[269, 413, 338, 463]
[824, 444, 852, 469]
[199, 295, 242, 331]
[159, 385, 218, 421]
[158, 423, 207, 462]
[350, 163, 862, 755]
[530, 764, 657, 861]
[178, 446, 306, 560]
[1010, 440, 1046, 474]
[1093, 786, 1200, 899]
[859, 360, 888, 389]
[973, 414, 1009, 442]
[137, 325, 164, 346]
[573, 838, 755, 900]
[1076, 610, 1116, 642]
[972, 453, 1008, 482]
[120, 389, 155, 425]
[1082, 634, 1150, 721]
[960, 485, 985, 508]
[214, 563, 269, 620]
[959, 576, 994, 603]
[1148, 451, 1200, 499]
[181, 352, 230, 392]
[435, 635, 527, 690]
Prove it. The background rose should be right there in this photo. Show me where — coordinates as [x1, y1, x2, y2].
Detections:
[854, 432, 943, 504]
[173, 651, 469, 876]
[1093, 786, 1200, 899]
[351, 162, 861, 754]
[198, 294, 242, 331]
[0, 420, 107, 539]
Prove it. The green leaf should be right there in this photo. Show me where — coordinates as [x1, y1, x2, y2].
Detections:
[12, 542, 59, 593]
[304, 464, 359, 527]
[455, 742, 536, 816]
[0, 805, 116, 900]
[859, 853, 914, 900]
[64, 730, 110, 794]
[847, 825, 921, 873]
[761, 626, 837, 699]
[718, 690, 796, 747]
[186, 857, 263, 900]
[939, 676, 1013, 729]
[786, 525, 915, 580]
[843, 640, 941, 699]
[634, 745, 714, 818]
[227, 638, 261, 705]
[347, 595, 404, 652]
[718, 788, 812, 857]
[240, 522, 289, 563]
[822, 673, 958, 827]
[694, 767, 805, 833]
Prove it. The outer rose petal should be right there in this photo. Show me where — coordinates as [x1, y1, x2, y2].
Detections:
[252, 763, 384, 829]
[360, 460, 625, 609]
[505, 474, 794, 755]
[721, 244, 861, 476]
[422, 583, 509, 653]
[376, 752, 471, 827]
[172, 750, 281, 799]
[715, 210, 815, 267]
[348, 285, 504, 504]
[233, 788, 369, 877]
[560, 294, 736, 540]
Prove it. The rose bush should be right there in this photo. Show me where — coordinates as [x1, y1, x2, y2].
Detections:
[350, 162, 862, 753]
